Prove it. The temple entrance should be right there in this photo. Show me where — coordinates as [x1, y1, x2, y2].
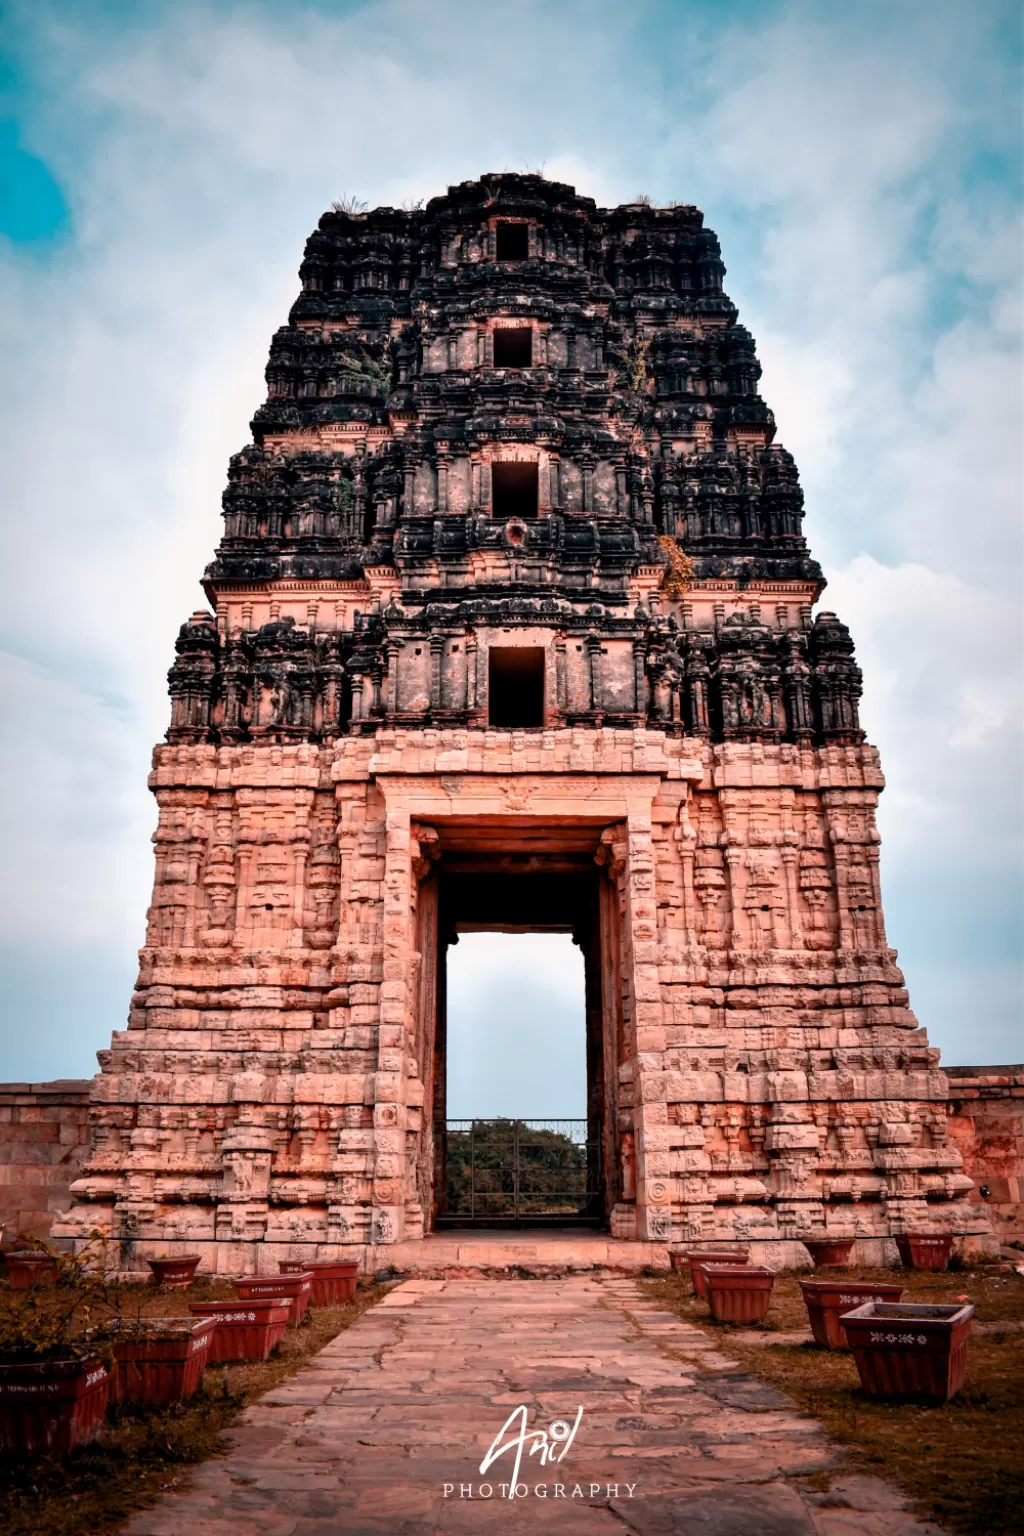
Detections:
[442, 932, 594, 1225]
[410, 820, 625, 1232]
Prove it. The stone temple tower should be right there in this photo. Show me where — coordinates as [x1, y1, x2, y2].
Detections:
[58, 174, 989, 1272]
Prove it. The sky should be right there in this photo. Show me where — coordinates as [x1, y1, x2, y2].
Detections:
[0, 0, 1020, 1088]
[447, 935, 586, 1120]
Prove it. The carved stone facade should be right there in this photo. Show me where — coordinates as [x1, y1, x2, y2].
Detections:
[56, 175, 992, 1269]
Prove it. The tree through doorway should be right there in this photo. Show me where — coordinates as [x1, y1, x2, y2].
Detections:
[441, 933, 596, 1226]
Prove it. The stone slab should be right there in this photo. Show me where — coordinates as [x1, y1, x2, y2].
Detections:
[119, 1277, 947, 1536]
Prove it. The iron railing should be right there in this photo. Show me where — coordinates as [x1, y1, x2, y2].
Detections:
[438, 1118, 601, 1226]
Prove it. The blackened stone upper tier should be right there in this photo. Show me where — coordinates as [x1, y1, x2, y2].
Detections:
[170, 174, 860, 747]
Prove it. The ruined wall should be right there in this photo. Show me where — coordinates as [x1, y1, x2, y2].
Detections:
[0, 1082, 91, 1247]
[945, 1066, 1024, 1246]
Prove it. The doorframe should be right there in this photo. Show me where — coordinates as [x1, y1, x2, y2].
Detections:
[433, 866, 607, 1228]
[373, 773, 663, 1243]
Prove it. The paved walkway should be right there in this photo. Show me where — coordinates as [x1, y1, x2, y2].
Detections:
[123, 1278, 943, 1536]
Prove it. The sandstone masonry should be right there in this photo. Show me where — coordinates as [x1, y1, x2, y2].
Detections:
[0, 1082, 91, 1247]
[53, 175, 993, 1271]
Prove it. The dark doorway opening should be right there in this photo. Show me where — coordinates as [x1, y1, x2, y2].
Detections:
[493, 327, 533, 367]
[489, 647, 544, 727]
[492, 460, 538, 519]
[496, 221, 529, 260]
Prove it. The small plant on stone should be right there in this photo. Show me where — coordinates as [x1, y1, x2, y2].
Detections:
[331, 195, 367, 215]
[659, 534, 695, 598]
[611, 335, 653, 396]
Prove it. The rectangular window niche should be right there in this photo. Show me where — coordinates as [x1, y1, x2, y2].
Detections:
[488, 647, 545, 727]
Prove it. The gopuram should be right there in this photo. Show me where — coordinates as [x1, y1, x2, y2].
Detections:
[57, 175, 991, 1272]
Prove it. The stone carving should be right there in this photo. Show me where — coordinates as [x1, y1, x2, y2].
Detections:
[54, 174, 992, 1271]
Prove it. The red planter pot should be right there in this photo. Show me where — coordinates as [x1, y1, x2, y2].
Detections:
[5, 1252, 60, 1290]
[802, 1239, 856, 1268]
[799, 1279, 905, 1350]
[146, 1255, 201, 1289]
[0, 1358, 109, 1456]
[676, 1248, 751, 1298]
[187, 1301, 290, 1363]
[234, 1272, 312, 1325]
[279, 1259, 358, 1304]
[110, 1317, 217, 1407]
[704, 1265, 775, 1324]
[895, 1235, 953, 1272]
[841, 1300, 974, 1403]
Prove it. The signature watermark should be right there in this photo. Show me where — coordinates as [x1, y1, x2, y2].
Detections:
[440, 1404, 637, 1502]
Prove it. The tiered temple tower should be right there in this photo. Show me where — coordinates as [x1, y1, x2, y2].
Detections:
[58, 175, 990, 1271]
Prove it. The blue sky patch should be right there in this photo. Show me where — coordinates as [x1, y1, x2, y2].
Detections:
[0, 119, 67, 242]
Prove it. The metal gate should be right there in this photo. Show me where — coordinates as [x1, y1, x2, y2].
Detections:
[437, 1118, 602, 1227]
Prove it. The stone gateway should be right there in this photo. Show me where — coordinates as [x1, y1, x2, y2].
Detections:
[56, 175, 992, 1271]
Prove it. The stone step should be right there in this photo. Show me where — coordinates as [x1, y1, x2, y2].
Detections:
[372, 1229, 671, 1277]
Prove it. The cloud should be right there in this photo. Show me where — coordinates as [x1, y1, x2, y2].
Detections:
[0, 0, 1019, 1082]
[446, 933, 587, 1118]
[0, 651, 151, 945]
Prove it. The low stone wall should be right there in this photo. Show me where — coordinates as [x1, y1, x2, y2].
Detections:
[0, 1081, 91, 1248]
[945, 1066, 1024, 1247]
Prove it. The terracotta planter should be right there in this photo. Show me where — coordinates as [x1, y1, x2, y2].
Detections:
[187, 1301, 290, 1363]
[799, 1279, 905, 1350]
[894, 1234, 953, 1272]
[802, 1238, 855, 1268]
[0, 1357, 109, 1456]
[146, 1255, 201, 1289]
[841, 1300, 974, 1403]
[677, 1248, 751, 1298]
[279, 1259, 358, 1304]
[704, 1265, 775, 1324]
[5, 1251, 60, 1289]
[110, 1317, 217, 1407]
[234, 1272, 311, 1325]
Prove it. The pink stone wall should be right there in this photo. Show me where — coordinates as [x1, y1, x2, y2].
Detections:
[0, 1081, 91, 1248]
[945, 1066, 1024, 1246]
[49, 729, 999, 1272]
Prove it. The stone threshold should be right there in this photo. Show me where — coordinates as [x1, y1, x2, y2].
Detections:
[371, 1228, 672, 1277]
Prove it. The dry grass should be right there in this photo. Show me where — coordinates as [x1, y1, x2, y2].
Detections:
[644, 1265, 1024, 1536]
[0, 1277, 388, 1536]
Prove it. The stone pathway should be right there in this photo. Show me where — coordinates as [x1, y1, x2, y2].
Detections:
[123, 1278, 944, 1536]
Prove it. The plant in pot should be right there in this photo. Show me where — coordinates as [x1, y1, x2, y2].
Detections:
[0, 1234, 113, 1457]
[894, 1234, 953, 1272]
[841, 1299, 974, 1402]
[234, 1271, 312, 1325]
[5, 1237, 61, 1290]
[279, 1258, 359, 1304]
[703, 1265, 776, 1324]
[101, 1290, 218, 1408]
[187, 1299, 291, 1362]
[799, 1278, 905, 1349]
[146, 1255, 202, 1289]
[672, 1248, 751, 1297]
[801, 1237, 856, 1268]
